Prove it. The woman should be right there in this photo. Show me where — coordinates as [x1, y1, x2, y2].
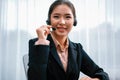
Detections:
[28, 0, 109, 80]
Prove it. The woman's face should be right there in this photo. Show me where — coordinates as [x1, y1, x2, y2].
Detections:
[50, 4, 74, 37]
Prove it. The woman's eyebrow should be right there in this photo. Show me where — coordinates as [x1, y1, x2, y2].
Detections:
[52, 12, 72, 15]
[65, 14, 72, 16]
[52, 13, 60, 15]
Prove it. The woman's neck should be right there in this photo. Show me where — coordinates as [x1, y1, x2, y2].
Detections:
[52, 33, 68, 46]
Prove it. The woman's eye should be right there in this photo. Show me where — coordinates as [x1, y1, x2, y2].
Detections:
[66, 16, 71, 19]
[53, 16, 59, 19]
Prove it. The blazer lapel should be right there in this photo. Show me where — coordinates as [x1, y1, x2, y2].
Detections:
[66, 41, 78, 74]
[50, 45, 63, 68]
[47, 35, 63, 68]
[69, 41, 78, 63]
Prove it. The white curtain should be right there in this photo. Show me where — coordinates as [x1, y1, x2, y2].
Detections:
[0, 0, 120, 80]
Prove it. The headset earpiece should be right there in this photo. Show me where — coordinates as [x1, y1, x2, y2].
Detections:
[46, 19, 51, 25]
[73, 18, 77, 26]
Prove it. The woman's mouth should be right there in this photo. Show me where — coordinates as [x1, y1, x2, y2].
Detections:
[57, 27, 67, 32]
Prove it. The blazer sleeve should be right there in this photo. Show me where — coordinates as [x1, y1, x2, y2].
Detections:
[77, 43, 109, 80]
[27, 39, 49, 80]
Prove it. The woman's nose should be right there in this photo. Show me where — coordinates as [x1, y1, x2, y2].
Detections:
[59, 18, 65, 25]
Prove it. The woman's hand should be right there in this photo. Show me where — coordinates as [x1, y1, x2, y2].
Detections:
[36, 25, 51, 40]
[80, 76, 100, 80]
[35, 25, 52, 45]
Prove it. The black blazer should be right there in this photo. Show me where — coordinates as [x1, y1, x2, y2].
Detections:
[27, 34, 109, 80]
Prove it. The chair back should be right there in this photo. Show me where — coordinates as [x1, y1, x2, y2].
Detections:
[23, 54, 29, 78]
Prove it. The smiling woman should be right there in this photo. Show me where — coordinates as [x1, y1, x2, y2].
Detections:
[28, 0, 109, 80]
[0, 0, 120, 80]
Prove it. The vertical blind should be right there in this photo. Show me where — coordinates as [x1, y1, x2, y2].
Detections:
[0, 0, 120, 80]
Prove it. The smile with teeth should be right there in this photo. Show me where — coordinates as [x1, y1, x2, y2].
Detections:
[57, 27, 66, 30]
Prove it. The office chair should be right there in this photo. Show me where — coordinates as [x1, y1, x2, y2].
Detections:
[23, 54, 29, 79]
